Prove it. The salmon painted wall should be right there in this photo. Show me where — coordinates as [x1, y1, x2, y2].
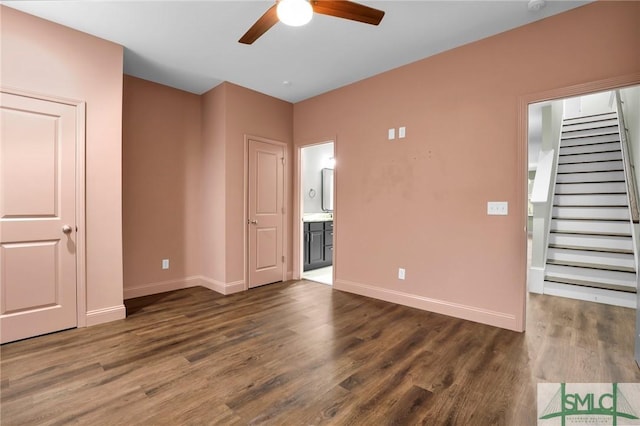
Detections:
[201, 82, 294, 291]
[293, 1, 640, 330]
[1, 6, 125, 324]
[225, 83, 294, 284]
[201, 84, 227, 286]
[122, 76, 202, 298]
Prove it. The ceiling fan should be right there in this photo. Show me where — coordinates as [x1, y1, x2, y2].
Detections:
[239, 0, 385, 45]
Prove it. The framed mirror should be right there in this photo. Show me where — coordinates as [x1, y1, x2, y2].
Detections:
[322, 168, 333, 212]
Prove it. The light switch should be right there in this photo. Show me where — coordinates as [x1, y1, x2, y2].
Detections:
[487, 201, 508, 216]
[399, 126, 406, 138]
[388, 128, 395, 140]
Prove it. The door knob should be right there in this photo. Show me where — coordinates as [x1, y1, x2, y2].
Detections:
[249, 219, 258, 225]
[62, 225, 73, 234]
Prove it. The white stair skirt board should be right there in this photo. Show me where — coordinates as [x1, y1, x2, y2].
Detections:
[558, 151, 622, 164]
[561, 126, 620, 139]
[556, 171, 625, 183]
[547, 247, 635, 270]
[550, 219, 631, 235]
[560, 142, 622, 155]
[557, 160, 623, 173]
[552, 206, 630, 220]
[529, 266, 545, 294]
[562, 118, 620, 132]
[545, 264, 636, 290]
[555, 181, 626, 194]
[549, 233, 634, 253]
[543, 281, 636, 309]
[554, 193, 628, 206]
[560, 133, 620, 147]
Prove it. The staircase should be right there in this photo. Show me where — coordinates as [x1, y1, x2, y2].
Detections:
[544, 111, 638, 299]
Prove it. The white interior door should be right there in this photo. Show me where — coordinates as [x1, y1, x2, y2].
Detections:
[1, 92, 78, 344]
[248, 139, 284, 288]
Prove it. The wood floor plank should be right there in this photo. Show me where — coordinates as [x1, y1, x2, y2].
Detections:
[2, 280, 639, 425]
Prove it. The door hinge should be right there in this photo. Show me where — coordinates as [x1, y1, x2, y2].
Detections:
[282, 255, 285, 263]
[281, 157, 285, 165]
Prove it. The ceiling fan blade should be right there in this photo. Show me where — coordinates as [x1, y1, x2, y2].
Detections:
[311, 1, 385, 25]
[239, 4, 279, 45]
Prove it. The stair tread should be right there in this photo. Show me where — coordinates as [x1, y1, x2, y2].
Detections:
[550, 230, 632, 237]
[548, 243, 633, 254]
[563, 112, 617, 121]
[546, 259, 635, 273]
[543, 277, 636, 294]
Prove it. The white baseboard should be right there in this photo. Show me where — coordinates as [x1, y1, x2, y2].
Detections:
[334, 279, 519, 331]
[543, 281, 637, 308]
[124, 276, 202, 300]
[200, 276, 245, 295]
[85, 305, 126, 326]
[528, 267, 545, 294]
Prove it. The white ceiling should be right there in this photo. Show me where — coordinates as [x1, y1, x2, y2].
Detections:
[2, 0, 590, 103]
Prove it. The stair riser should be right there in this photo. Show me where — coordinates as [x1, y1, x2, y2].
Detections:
[549, 233, 633, 252]
[545, 264, 636, 289]
[555, 182, 626, 194]
[558, 151, 622, 164]
[547, 248, 635, 270]
[556, 171, 625, 183]
[552, 206, 630, 220]
[550, 219, 631, 235]
[562, 126, 619, 139]
[560, 133, 620, 147]
[554, 194, 628, 206]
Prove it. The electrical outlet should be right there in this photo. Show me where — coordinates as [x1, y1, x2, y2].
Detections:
[487, 201, 508, 216]
[398, 268, 406, 280]
[162, 259, 169, 270]
[388, 128, 396, 140]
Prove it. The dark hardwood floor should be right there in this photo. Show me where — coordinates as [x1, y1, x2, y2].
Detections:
[1, 280, 639, 425]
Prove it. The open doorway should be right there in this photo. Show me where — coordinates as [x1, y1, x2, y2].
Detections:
[300, 142, 334, 285]
[527, 86, 639, 307]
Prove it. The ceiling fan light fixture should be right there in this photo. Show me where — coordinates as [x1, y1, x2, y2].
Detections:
[277, 0, 313, 27]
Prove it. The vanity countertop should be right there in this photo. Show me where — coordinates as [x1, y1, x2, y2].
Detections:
[303, 213, 333, 222]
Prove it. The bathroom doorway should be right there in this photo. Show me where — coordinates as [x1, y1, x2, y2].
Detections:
[301, 142, 334, 285]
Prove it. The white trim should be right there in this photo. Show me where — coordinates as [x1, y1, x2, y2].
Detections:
[334, 279, 519, 331]
[85, 305, 126, 326]
[543, 281, 636, 309]
[200, 276, 245, 295]
[528, 266, 545, 294]
[123, 276, 203, 299]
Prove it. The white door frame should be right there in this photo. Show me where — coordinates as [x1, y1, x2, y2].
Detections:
[1, 87, 87, 327]
[517, 73, 640, 332]
[243, 134, 288, 290]
[294, 138, 336, 281]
